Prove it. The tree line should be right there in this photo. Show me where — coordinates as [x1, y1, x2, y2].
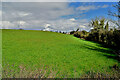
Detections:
[70, 2, 120, 53]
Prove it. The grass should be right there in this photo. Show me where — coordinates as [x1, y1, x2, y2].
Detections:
[2, 29, 120, 78]
[0, 29, 2, 79]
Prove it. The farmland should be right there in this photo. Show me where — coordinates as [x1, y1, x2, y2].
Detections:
[2, 29, 119, 78]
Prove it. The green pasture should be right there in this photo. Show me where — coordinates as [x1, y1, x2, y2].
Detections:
[2, 29, 119, 78]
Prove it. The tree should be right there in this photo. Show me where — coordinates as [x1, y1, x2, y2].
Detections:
[70, 31, 75, 35]
[90, 17, 106, 30]
[88, 17, 116, 43]
[105, 29, 114, 46]
[76, 28, 79, 32]
[108, 1, 120, 18]
[108, 1, 120, 29]
[90, 18, 99, 30]
[99, 18, 105, 29]
[105, 21, 109, 31]
[113, 30, 120, 49]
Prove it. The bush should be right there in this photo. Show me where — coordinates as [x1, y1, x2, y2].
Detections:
[113, 30, 120, 49]
[73, 31, 89, 39]
[70, 31, 75, 35]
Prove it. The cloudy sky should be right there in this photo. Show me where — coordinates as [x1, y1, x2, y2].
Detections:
[1, 1, 118, 32]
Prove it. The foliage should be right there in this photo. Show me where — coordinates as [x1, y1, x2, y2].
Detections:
[87, 17, 120, 50]
[70, 17, 120, 51]
[73, 30, 89, 39]
[113, 30, 120, 49]
[70, 31, 75, 34]
[85, 1, 120, 50]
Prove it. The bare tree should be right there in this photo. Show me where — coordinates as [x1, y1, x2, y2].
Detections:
[108, 1, 120, 29]
[108, 1, 120, 18]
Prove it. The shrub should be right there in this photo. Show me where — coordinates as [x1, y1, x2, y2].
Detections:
[70, 31, 75, 35]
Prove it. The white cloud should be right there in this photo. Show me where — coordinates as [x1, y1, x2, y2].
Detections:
[101, 5, 109, 8]
[76, 6, 96, 11]
[44, 24, 51, 28]
[2, 2, 80, 31]
[2, 21, 16, 29]
[2, 2, 112, 32]
[19, 12, 30, 17]
[20, 21, 26, 25]
[69, 18, 76, 21]
[2, 2, 74, 21]
[108, 21, 119, 28]
[2, 18, 89, 31]
[76, 5, 109, 11]
[43, 27, 53, 31]
[79, 25, 86, 28]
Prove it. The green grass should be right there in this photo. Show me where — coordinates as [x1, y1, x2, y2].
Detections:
[2, 29, 119, 78]
[0, 29, 2, 79]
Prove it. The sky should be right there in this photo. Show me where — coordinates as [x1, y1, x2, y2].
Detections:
[1, 1, 118, 32]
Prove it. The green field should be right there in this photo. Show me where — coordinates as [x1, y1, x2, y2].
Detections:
[2, 29, 119, 78]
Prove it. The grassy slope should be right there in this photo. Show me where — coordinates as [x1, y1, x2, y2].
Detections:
[0, 29, 2, 79]
[2, 29, 119, 78]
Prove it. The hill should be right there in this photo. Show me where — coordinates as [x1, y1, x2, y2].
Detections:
[2, 29, 119, 78]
